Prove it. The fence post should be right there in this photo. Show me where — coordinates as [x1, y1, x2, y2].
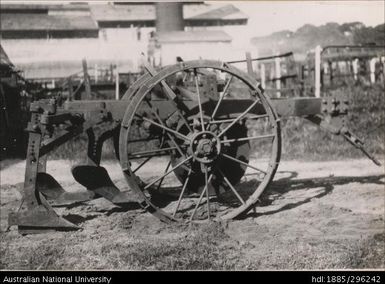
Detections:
[369, 58, 376, 84]
[382, 56, 385, 82]
[275, 56, 281, 98]
[115, 69, 120, 100]
[94, 64, 98, 84]
[315, 45, 322, 98]
[245, 52, 254, 77]
[353, 58, 358, 81]
[260, 63, 266, 89]
[82, 58, 91, 99]
[68, 77, 73, 101]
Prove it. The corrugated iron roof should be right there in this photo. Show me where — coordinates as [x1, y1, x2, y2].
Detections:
[0, 3, 90, 11]
[0, 3, 247, 33]
[157, 30, 232, 43]
[0, 13, 98, 31]
[90, 4, 154, 22]
[185, 4, 248, 21]
[90, 3, 247, 23]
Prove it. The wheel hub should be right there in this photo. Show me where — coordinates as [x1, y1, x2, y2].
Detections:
[190, 131, 221, 164]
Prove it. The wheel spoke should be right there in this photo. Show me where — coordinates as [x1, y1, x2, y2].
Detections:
[189, 173, 213, 221]
[221, 134, 275, 144]
[217, 98, 261, 138]
[128, 146, 181, 159]
[216, 169, 245, 205]
[124, 61, 281, 223]
[220, 153, 267, 175]
[132, 156, 152, 173]
[156, 160, 172, 191]
[211, 75, 233, 119]
[161, 82, 193, 133]
[172, 168, 192, 217]
[137, 114, 190, 142]
[144, 156, 192, 190]
[141, 56, 193, 133]
[204, 169, 211, 220]
[194, 69, 205, 131]
[145, 100, 186, 157]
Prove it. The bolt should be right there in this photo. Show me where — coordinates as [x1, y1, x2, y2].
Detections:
[202, 144, 212, 154]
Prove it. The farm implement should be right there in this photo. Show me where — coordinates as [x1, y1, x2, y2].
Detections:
[8, 59, 381, 234]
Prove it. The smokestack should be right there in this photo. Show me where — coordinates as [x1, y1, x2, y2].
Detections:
[155, 2, 184, 32]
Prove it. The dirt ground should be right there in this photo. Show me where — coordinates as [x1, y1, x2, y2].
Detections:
[0, 158, 384, 270]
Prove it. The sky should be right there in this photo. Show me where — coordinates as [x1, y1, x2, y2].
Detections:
[230, 1, 385, 37]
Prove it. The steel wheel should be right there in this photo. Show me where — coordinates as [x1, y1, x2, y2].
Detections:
[119, 60, 281, 222]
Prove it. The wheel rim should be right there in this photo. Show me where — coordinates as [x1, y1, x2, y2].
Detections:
[119, 60, 281, 222]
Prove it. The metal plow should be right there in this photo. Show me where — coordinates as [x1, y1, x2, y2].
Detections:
[8, 59, 380, 234]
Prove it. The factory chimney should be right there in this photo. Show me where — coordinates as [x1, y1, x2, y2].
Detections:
[155, 2, 184, 32]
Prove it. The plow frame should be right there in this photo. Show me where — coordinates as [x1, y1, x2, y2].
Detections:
[7, 59, 380, 234]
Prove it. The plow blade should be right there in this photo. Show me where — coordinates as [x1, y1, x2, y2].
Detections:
[8, 194, 80, 234]
[37, 172, 66, 199]
[71, 165, 138, 205]
[110, 191, 138, 205]
[37, 172, 95, 206]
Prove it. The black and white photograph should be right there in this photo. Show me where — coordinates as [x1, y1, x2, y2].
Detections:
[0, 0, 384, 274]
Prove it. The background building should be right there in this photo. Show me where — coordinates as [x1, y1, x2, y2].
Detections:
[0, 2, 249, 80]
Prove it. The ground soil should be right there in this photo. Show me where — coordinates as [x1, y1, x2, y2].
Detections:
[0, 158, 384, 270]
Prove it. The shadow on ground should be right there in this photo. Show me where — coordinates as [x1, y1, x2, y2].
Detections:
[242, 172, 385, 218]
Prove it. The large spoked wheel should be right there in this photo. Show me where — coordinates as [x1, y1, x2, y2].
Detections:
[119, 60, 281, 222]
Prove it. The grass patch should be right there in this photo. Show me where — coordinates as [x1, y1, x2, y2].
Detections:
[0, 223, 243, 270]
[342, 232, 385, 269]
[100, 223, 239, 270]
[279, 84, 384, 161]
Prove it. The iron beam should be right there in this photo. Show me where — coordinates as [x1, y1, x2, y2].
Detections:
[63, 97, 322, 121]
